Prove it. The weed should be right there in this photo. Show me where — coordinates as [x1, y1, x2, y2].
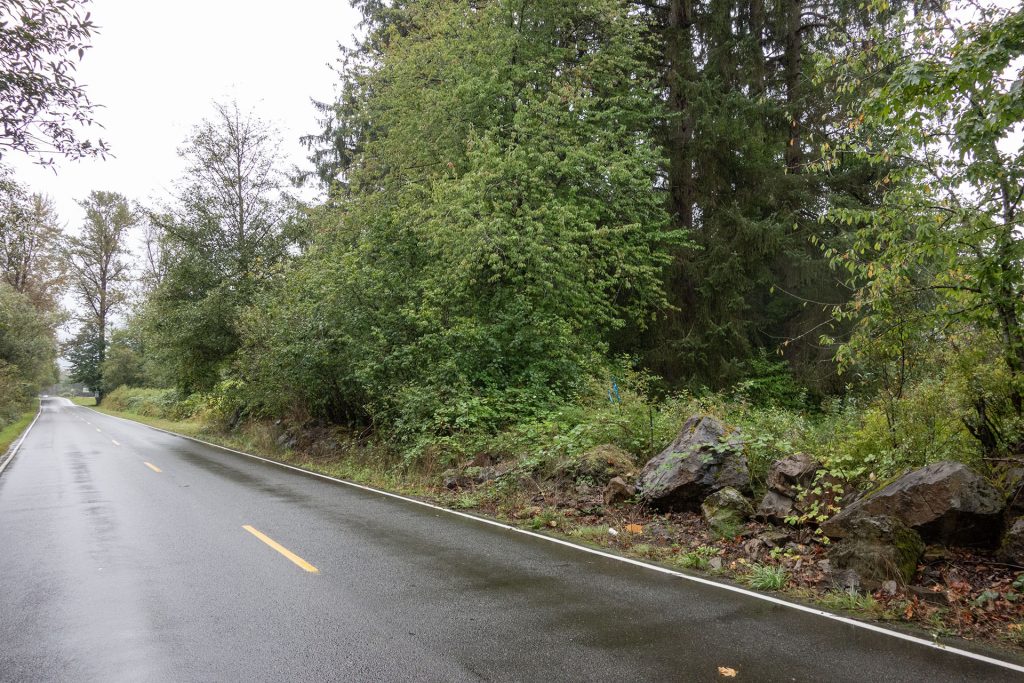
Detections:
[450, 492, 484, 509]
[569, 525, 609, 544]
[631, 543, 662, 559]
[675, 545, 718, 570]
[527, 509, 566, 530]
[818, 590, 879, 613]
[745, 563, 788, 591]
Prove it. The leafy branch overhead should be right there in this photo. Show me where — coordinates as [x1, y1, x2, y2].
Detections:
[0, 0, 108, 163]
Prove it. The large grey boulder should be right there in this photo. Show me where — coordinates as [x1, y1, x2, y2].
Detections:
[637, 415, 750, 511]
[827, 515, 924, 589]
[701, 487, 754, 538]
[821, 461, 1004, 548]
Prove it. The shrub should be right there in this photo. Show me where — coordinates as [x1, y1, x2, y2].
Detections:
[102, 386, 180, 419]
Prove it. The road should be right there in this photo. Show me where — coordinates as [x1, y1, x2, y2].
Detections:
[0, 397, 1021, 682]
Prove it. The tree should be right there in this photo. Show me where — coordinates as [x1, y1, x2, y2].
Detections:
[623, 0, 897, 392]
[307, 0, 900, 396]
[100, 325, 145, 393]
[243, 0, 674, 434]
[0, 168, 65, 311]
[827, 1, 1024, 455]
[65, 190, 134, 401]
[0, 282, 56, 421]
[0, 0, 108, 163]
[146, 102, 292, 394]
[64, 318, 101, 391]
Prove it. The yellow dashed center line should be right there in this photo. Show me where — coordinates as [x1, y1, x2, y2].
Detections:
[144, 462, 162, 473]
[242, 525, 319, 574]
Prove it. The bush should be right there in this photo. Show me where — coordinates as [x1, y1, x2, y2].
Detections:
[102, 386, 180, 418]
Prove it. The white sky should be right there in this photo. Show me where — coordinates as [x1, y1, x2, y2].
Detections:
[8, 0, 361, 229]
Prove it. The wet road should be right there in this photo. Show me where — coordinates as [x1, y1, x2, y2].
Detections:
[1, 398, 1021, 682]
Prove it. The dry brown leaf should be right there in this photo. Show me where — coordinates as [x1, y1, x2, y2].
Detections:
[718, 666, 738, 677]
[625, 523, 643, 534]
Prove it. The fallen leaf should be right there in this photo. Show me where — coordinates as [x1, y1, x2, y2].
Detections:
[625, 523, 643, 534]
[718, 666, 737, 677]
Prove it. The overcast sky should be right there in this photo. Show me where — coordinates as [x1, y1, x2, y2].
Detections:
[8, 0, 361, 230]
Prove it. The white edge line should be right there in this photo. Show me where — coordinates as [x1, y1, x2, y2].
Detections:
[78, 401, 1024, 674]
[0, 408, 42, 477]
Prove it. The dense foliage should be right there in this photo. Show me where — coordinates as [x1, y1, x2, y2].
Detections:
[0, 169, 59, 422]
[28, 0, 1020, 486]
[239, 0, 675, 438]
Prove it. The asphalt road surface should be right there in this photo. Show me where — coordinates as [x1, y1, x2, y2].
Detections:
[1, 397, 1022, 682]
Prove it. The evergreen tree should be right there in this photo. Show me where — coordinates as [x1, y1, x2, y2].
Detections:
[64, 190, 134, 402]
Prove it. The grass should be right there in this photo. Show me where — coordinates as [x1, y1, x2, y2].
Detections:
[568, 525, 610, 544]
[70, 396, 96, 406]
[745, 563, 789, 590]
[0, 405, 37, 455]
[817, 590, 881, 614]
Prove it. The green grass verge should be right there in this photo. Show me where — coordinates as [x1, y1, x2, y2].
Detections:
[70, 396, 97, 406]
[0, 404, 39, 455]
[84, 405, 433, 499]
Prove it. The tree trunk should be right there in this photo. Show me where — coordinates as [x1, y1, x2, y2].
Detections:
[667, 0, 696, 231]
[782, 0, 803, 173]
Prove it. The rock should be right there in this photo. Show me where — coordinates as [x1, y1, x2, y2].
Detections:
[757, 529, 792, 548]
[442, 468, 472, 490]
[881, 580, 898, 596]
[576, 445, 635, 484]
[820, 461, 1005, 548]
[756, 490, 795, 524]
[1000, 517, 1024, 564]
[922, 546, 951, 563]
[743, 538, 765, 559]
[827, 515, 924, 589]
[603, 476, 636, 506]
[766, 452, 820, 498]
[443, 462, 512, 490]
[708, 557, 723, 571]
[472, 462, 512, 484]
[637, 415, 750, 511]
[1000, 463, 1024, 518]
[909, 585, 952, 606]
[832, 568, 861, 592]
[701, 487, 754, 538]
